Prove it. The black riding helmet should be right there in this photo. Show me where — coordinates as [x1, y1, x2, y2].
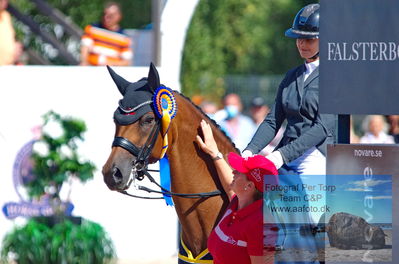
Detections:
[285, 3, 319, 39]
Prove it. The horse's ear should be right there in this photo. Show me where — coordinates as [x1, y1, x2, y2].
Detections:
[147, 62, 160, 93]
[107, 65, 131, 95]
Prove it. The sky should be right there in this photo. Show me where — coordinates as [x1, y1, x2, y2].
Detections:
[326, 174, 392, 224]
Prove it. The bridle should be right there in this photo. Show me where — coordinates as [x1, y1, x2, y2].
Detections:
[113, 118, 161, 181]
[112, 112, 221, 200]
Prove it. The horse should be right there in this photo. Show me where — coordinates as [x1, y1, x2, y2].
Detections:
[102, 63, 238, 262]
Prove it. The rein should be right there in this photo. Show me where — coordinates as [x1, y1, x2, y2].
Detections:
[112, 117, 222, 200]
[119, 170, 222, 199]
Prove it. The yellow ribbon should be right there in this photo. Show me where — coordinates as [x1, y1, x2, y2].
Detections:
[160, 109, 171, 158]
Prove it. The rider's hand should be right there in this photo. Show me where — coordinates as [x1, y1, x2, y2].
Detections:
[241, 150, 253, 158]
[196, 120, 220, 158]
[266, 151, 284, 169]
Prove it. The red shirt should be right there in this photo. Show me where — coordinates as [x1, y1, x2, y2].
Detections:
[208, 196, 263, 264]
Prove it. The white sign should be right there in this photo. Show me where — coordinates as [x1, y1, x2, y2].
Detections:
[0, 66, 178, 262]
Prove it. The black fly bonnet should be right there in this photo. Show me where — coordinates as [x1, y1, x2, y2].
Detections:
[107, 64, 160, 125]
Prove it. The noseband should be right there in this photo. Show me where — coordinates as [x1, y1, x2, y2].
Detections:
[112, 118, 161, 182]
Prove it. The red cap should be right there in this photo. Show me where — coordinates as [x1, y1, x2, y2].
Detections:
[227, 152, 278, 192]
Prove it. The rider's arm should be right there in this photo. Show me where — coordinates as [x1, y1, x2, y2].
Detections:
[196, 120, 235, 200]
[245, 74, 287, 155]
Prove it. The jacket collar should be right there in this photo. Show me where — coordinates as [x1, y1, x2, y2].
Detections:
[304, 65, 319, 87]
[296, 64, 319, 98]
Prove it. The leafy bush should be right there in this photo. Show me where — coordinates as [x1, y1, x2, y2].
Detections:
[1, 218, 116, 264]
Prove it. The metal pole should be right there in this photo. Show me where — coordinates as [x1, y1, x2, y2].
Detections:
[152, 0, 161, 66]
[337, 114, 350, 144]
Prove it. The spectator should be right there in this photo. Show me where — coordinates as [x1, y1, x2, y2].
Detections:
[199, 100, 218, 119]
[249, 96, 270, 126]
[215, 93, 257, 152]
[249, 96, 284, 155]
[80, 1, 132, 66]
[360, 115, 395, 144]
[13, 41, 27, 65]
[350, 117, 360, 143]
[191, 94, 204, 106]
[386, 115, 399, 143]
[0, 0, 16, 65]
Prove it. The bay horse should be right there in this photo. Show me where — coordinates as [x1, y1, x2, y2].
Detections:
[102, 63, 238, 262]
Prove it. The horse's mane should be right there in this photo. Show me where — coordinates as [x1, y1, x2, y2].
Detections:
[173, 90, 240, 154]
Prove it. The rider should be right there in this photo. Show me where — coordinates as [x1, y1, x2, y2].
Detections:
[243, 3, 335, 176]
[243, 4, 335, 263]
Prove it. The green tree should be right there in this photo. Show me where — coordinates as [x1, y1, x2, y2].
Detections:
[181, 0, 315, 99]
[27, 111, 95, 200]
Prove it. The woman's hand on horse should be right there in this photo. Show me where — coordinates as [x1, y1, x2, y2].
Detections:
[196, 120, 219, 158]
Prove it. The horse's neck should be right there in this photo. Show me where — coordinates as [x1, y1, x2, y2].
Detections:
[165, 94, 235, 256]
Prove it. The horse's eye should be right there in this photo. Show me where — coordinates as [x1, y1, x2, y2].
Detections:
[142, 116, 155, 125]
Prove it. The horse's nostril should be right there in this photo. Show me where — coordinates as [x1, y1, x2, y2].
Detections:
[112, 167, 123, 185]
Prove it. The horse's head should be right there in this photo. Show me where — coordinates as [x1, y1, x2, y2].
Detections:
[102, 63, 168, 191]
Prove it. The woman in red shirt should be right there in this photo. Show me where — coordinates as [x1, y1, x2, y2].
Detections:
[196, 120, 278, 264]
